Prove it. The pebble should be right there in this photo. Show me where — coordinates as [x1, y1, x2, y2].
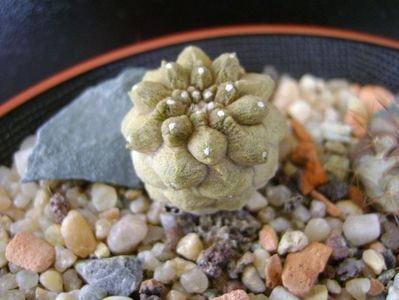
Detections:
[265, 254, 282, 288]
[90, 183, 117, 211]
[107, 214, 148, 254]
[289, 100, 312, 123]
[245, 191, 268, 212]
[39, 269, 63, 292]
[129, 196, 150, 214]
[94, 218, 111, 240]
[170, 257, 196, 276]
[61, 210, 96, 257]
[270, 217, 291, 233]
[343, 214, 380, 246]
[138, 250, 162, 271]
[35, 286, 58, 300]
[310, 200, 326, 218]
[325, 230, 349, 261]
[326, 279, 342, 294]
[278, 230, 309, 255]
[362, 249, 386, 275]
[166, 290, 187, 300]
[75, 256, 142, 296]
[257, 206, 276, 223]
[63, 269, 82, 291]
[267, 185, 291, 207]
[176, 233, 203, 261]
[103, 297, 133, 300]
[293, 205, 311, 223]
[0, 273, 18, 290]
[259, 225, 278, 252]
[336, 259, 365, 282]
[54, 246, 77, 272]
[79, 284, 106, 300]
[282, 242, 332, 297]
[55, 292, 79, 300]
[5, 231, 55, 272]
[223, 281, 246, 294]
[153, 261, 177, 284]
[0, 290, 25, 300]
[214, 289, 249, 300]
[336, 200, 363, 217]
[368, 278, 385, 296]
[269, 286, 300, 300]
[304, 218, 331, 242]
[45, 224, 65, 247]
[139, 278, 168, 297]
[16, 269, 39, 290]
[345, 278, 370, 300]
[94, 242, 110, 259]
[381, 222, 399, 252]
[387, 285, 399, 300]
[241, 265, 265, 293]
[49, 192, 70, 224]
[253, 247, 269, 279]
[317, 177, 348, 202]
[180, 267, 209, 294]
[303, 285, 328, 300]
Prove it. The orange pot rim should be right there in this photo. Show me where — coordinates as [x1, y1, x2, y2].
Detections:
[1, 24, 399, 117]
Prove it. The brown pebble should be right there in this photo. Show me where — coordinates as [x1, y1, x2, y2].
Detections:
[282, 242, 332, 297]
[368, 278, 385, 296]
[223, 280, 246, 294]
[259, 225, 278, 252]
[5, 231, 55, 272]
[368, 242, 386, 253]
[214, 289, 250, 300]
[265, 254, 282, 288]
[49, 192, 70, 224]
[139, 279, 168, 297]
[61, 210, 96, 258]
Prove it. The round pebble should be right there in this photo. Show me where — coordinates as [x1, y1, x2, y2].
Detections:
[310, 200, 326, 218]
[55, 246, 77, 272]
[343, 214, 381, 246]
[278, 230, 309, 255]
[269, 286, 299, 300]
[326, 279, 341, 294]
[253, 248, 270, 279]
[362, 249, 386, 275]
[61, 210, 96, 258]
[16, 269, 39, 290]
[267, 185, 291, 207]
[245, 191, 268, 212]
[91, 183, 117, 211]
[166, 290, 187, 300]
[129, 197, 150, 214]
[304, 284, 328, 300]
[39, 269, 63, 292]
[154, 261, 177, 284]
[176, 233, 203, 261]
[45, 224, 65, 246]
[242, 265, 265, 293]
[180, 267, 209, 294]
[103, 297, 133, 300]
[94, 242, 111, 259]
[63, 269, 82, 291]
[95, 218, 111, 240]
[107, 214, 148, 254]
[305, 218, 331, 242]
[345, 278, 370, 300]
[0, 273, 18, 290]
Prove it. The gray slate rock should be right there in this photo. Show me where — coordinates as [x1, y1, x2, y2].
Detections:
[75, 256, 143, 296]
[79, 284, 107, 300]
[24, 68, 147, 188]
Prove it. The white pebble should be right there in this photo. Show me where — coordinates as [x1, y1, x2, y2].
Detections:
[16, 270, 39, 290]
[94, 242, 110, 259]
[326, 218, 343, 234]
[170, 257, 196, 276]
[256, 206, 276, 223]
[278, 230, 309, 255]
[39, 269, 63, 292]
[91, 183, 117, 211]
[180, 267, 208, 294]
[288, 100, 312, 123]
[95, 218, 111, 240]
[394, 273, 399, 289]
[321, 122, 352, 143]
[242, 265, 265, 293]
[387, 285, 399, 300]
[253, 248, 270, 279]
[310, 200, 326, 218]
[154, 261, 177, 284]
[245, 191, 268, 212]
[138, 250, 162, 271]
[129, 197, 150, 214]
[176, 233, 203, 261]
[362, 249, 386, 275]
[147, 202, 164, 225]
[336, 200, 363, 217]
[107, 214, 148, 254]
[166, 290, 187, 300]
[103, 297, 133, 300]
[305, 218, 331, 242]
[304, 285, 328, 300]
[270, 286, 300, 300]
[345, 278, 370, 300]
[267, 185, 291, 207]
[0, 273, 18, 290]
[293, 205, 311, 223]
[270, 217, 291, 233]
[343, 214, 380, 246]
[55, 246, 77, 272]
[326, 279, 342, 294]
[142, 225, 164, 245]
[13, 193, 31, 209]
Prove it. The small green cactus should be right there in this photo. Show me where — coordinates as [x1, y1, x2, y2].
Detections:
[122, 46, 287, 214]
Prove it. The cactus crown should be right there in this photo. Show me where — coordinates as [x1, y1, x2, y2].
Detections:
[122, 46, 287, 214]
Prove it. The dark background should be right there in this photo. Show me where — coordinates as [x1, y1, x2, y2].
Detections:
[1, 0, 399, 103]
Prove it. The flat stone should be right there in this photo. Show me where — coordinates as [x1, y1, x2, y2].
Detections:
[5, 231, 55, 272]
[75, 256, 142, 296]
[281, 242, 332, 297]
[23, 68, 146, 188]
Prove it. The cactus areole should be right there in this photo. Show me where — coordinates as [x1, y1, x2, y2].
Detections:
[121, 46, 287, 214]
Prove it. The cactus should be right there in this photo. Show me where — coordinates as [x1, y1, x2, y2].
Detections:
[122, 46, 287, 214]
